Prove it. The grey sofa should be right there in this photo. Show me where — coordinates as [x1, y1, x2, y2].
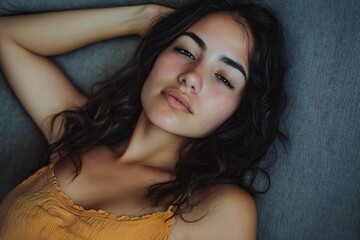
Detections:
[0, 0, 359, 239]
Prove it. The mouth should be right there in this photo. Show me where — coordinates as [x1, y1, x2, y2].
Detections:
[161, 88, 193, 114]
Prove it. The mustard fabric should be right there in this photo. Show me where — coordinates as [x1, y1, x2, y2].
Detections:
[0, 163, 174, 240]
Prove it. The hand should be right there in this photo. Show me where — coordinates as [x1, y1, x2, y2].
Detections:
[138, 4, 175, 37]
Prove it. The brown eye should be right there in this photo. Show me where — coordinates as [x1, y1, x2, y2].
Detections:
[174, 47, 195, 60]
[215, 73, 234, 89]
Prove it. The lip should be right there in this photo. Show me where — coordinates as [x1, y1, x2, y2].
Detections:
[161, 88, 193, 114]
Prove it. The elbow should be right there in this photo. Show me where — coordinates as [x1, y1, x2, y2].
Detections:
[0, 17, 15, 44]
[0, 17, 9, 45]
[0, 17, 16, 58]
[0, 17, 12, 68]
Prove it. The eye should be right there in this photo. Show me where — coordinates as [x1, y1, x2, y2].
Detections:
[174, 47, 195, 60]
[215, 73, 234, 89]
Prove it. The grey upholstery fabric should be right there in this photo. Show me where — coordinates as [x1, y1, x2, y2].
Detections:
[0, 0, 359, 239]
[255, 1, 360, 239]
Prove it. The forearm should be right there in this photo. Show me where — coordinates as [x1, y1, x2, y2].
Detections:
[0, 5, 148, 56]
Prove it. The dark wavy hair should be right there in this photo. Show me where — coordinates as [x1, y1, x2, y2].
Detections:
[48, 0, 287, 217]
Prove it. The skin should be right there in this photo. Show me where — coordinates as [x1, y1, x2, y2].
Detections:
[0, 6, 257, 239]
[141, 13, 250, 139]
[120, 12, 253, 171]
[122, 13, 257, 239]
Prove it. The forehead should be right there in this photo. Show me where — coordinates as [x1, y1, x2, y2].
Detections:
[188, 12, 252, 43]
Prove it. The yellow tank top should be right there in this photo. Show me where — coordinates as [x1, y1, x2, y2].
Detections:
[0, 163, 174, 240]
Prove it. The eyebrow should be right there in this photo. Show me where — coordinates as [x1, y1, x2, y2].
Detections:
[220, 57, 247, 80]
[181, 31, 247, 80]
[181, 32, 207, 50]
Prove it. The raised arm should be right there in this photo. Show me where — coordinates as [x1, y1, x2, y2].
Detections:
[0, 4, 172, 143]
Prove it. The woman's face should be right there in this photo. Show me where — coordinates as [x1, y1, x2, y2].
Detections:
[141, 13, 253, 138]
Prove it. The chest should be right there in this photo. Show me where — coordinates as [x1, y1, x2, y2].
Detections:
[52, 149, 171, 217]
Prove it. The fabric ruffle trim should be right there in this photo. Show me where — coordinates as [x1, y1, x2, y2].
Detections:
[47, 162, 175, 223]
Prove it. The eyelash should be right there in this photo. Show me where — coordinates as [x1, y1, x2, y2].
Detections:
[175, 47, 195, 60]
[174, 47, 234, 89]
[215, 73, 234, 89]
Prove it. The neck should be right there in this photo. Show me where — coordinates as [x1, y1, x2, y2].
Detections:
[113, 111, 186, 172]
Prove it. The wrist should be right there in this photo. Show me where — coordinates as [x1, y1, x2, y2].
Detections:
[115, 4, 173, 37]
[136, 4, 157, 36]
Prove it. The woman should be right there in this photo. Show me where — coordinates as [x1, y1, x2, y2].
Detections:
[0, 0, 285, 239]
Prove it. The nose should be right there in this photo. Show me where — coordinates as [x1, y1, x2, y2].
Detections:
[177, 68, 202, 94]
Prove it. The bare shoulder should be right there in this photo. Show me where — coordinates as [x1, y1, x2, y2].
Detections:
[171, 184, 257, 240]
[206, 184, 257, 239]
[210, 184, 256, 214]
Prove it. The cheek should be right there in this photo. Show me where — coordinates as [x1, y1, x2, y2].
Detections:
[141, 52, 184, 101]
[200, 94, 240, 130]
[149, 53, 179, 80]
[141, 54, 173, 97]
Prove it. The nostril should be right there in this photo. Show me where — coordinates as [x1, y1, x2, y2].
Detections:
[179, 76, 200, 93]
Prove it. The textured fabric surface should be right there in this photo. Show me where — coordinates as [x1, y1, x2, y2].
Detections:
[255, 1, 360, 239]
[0, 0, 359, 239]
[0, 163, 174, 240]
